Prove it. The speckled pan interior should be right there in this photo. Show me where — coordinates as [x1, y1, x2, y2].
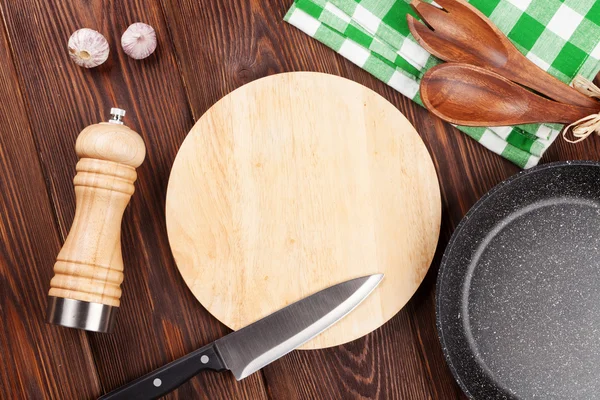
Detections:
[437, 161, 600, 400]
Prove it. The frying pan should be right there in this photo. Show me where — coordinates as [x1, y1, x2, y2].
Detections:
[437, 161, 600, 399]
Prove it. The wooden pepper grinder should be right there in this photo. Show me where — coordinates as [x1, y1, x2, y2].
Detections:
[46, 108, 145, 332]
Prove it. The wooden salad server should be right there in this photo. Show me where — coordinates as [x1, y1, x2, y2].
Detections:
[46, 108, 145, 333]
[407, 0, 600, 109]
[420, 63, 599, 126]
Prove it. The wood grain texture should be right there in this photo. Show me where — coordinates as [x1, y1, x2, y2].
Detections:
[0, 10, 102, 399]
[420, 63, 599, 126]
[0, 0, 598, 399]
[0, 0, 268, 399]
[408, 0, 600, 109]
[166, 72, 441, 350]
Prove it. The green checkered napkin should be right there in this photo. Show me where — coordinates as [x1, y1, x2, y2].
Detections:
[285, 0, 600, 168]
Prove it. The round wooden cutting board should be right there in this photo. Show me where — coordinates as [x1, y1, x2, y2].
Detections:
[166, 72, 440, 349]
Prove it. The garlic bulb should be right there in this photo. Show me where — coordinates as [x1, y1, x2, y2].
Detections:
[121, 23, 157, 60]
[68, 28, 109, 68]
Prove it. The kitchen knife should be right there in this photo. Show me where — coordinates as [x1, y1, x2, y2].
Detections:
[98, 274, 383, 400]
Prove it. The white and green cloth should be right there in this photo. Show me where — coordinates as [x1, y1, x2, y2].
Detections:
[284, 0, 600, 168]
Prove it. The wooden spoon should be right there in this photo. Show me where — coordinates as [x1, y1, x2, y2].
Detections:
[407, 0, 600, 109]
[420, 63, 599, 126]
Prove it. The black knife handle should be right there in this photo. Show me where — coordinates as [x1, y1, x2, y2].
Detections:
[98, 343, 226, 400]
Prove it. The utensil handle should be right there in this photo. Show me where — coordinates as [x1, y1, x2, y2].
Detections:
[557, 104, 599, 124]
[512, 55, 600, 110]
[98, 343, 226, 400]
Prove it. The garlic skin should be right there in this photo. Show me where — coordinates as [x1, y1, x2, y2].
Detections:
[121, 23, 157, 60]
[68, 28, 109, 68]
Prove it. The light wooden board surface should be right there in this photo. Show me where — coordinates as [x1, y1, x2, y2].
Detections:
[166, 72, 441, 349]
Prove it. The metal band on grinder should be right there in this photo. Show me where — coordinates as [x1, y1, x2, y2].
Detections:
[46, 296, 117, 333]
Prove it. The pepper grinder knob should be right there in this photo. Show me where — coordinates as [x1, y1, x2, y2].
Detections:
[46, 108, 146, 332]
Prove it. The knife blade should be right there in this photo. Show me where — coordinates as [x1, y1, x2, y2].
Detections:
[98, 274, 383, 400]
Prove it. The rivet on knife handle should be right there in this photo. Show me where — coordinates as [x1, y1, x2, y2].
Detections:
[98, 344, 226, 400]
[46, 108, 146, 333]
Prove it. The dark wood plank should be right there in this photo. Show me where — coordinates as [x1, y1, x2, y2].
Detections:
[2, 0, 599, 397]
[0, 1, 268, 398]
[0, 10, 102, 399]
[266, 314, 434, 399]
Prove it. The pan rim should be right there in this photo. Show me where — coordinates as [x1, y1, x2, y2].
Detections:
[435, 160, 600, 399]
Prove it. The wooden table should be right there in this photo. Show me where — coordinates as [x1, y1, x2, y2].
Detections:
[1, 1, 598, 399]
